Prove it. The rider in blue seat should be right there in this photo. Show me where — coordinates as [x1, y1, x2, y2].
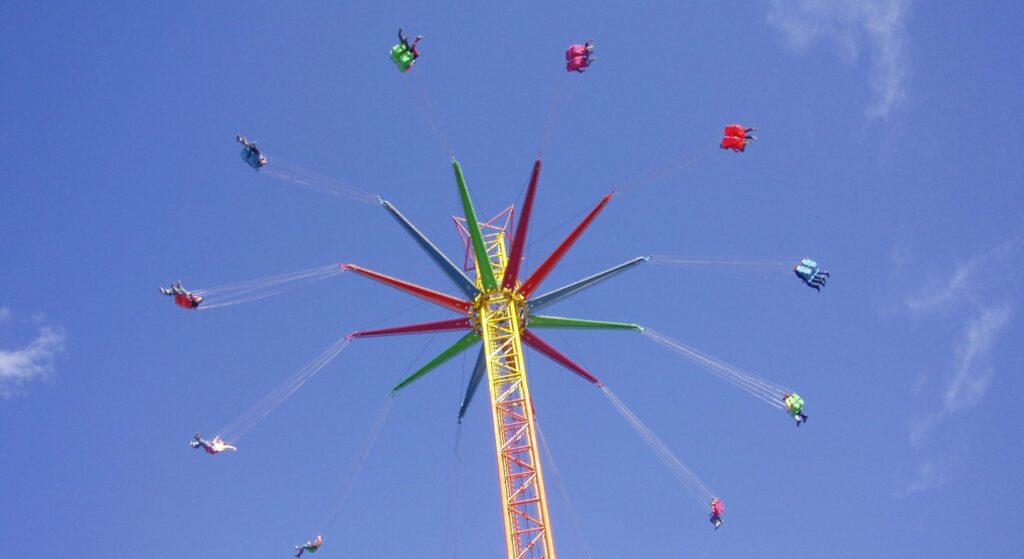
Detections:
[793, 258, 829, 291]
[237, 134, 267, 170]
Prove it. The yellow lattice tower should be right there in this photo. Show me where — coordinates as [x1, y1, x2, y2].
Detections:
[345, 158, 646, 559]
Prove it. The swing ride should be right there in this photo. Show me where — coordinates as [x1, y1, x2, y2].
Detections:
[165, 33, 829, 559]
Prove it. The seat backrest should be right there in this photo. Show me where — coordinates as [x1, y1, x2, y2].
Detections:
[391, 46, 414, 71]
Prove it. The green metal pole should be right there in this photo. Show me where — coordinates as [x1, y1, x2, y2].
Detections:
[452, 159, 498, 291]
[528, 315, 644, 331]
[391, 331, 481, 393]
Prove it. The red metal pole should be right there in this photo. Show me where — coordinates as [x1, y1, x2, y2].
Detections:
[349, 317, 472, 339]
[502, 159, 542, 290]
[521, 329, 602, 386]
[517, 192, 613, 299]
[343, 264, 471, 313]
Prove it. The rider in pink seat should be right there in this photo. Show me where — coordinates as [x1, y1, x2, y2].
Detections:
[565, 40, 595, 73]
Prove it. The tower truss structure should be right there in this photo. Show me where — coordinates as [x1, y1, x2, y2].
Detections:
[346, 158, 648, 559]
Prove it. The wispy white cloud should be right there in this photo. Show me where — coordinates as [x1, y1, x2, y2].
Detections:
[911, 305, 1011, 444]
[944, 307, 1011, 412]
[767, 0, 910, 119]
[905, 263, 971, 313]
[907, 304, 1015, 451]
[898, 459, 952, 497]
[899, 239, 1019, 495]
[0, 307, 10, 323]
[906, 237, 1021, 314]
[0, 315, 66, 398]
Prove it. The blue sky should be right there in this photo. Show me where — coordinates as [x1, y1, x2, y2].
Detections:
[2, 1, 1022, 557]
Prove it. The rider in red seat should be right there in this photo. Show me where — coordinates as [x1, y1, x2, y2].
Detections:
[161, 281, 204, 309]
[720, 124, 757, 152]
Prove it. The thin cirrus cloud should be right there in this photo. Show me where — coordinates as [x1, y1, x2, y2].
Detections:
[767, 0, 910, 119]
[904, 264, 971, 314]
[906, 240, 1018, 426]
[906, 237, 1020, 316]
[899, 240, 1018, 495]
[0, 308, 66, 398]
[898, 459, 953, 497]
[943, 306, 1011, 413]
[906, 305, 1012, 449]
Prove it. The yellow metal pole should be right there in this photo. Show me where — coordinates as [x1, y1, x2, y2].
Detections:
[472, 228, 557, 559]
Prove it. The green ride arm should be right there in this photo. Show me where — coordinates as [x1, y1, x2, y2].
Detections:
[528, 315, 644, 331]
[391, 331, 481, 394]
[453, 159, 497, 290]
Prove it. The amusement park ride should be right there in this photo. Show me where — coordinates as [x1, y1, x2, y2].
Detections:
[173, 34, 812, 559]
[344, 159, 643, 559]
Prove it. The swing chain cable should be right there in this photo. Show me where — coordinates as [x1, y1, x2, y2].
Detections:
[313, 394, 396, 536]
[645, 328, 790, 402]
[442, 345, 469, 558]
[308, 327, 441, 540]
[524, 144, 717, 250]
[614, 144, 718, 196]
[549, 333, 713, 517]
[217, 334, 353, 442]
[308, 329, 442, 535]
[195, 264, 348, 310]
[600, 385, 716, 511]
[538, 72, 577, 157]
[213, 302, 427, 442]
[401, 72, 454, 158]
[443, 423, 464, 559]
[536, 421, 595, 559]
[648, 256, 792, 271]
[258, 156, 379, 204]
[642, 329, 789, 410]
[645, 329, 783, 405]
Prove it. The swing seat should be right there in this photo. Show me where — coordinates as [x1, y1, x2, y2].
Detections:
[391, 44, 415, 72]
[240, 146, 266, 170]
